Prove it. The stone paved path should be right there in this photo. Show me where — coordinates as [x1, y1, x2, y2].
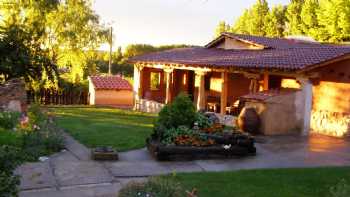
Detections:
[17, 133, 350, 197]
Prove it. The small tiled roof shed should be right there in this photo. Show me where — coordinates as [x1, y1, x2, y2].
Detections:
[88, 75, 133, 106]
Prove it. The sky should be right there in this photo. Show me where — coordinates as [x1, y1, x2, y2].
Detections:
[93, 0, 289, 50]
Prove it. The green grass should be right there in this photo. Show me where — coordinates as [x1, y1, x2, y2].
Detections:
[165, 167, 350, 197]
[0, 127, 22, 147]
[51, 107, 156, 151]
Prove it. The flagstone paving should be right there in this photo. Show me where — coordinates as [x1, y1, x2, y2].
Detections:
[17, 133, 350, 197]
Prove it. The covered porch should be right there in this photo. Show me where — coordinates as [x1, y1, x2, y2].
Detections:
[133, 63, 308, 116]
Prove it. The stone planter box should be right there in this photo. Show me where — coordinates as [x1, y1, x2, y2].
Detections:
[91, 147, 118, 161]
[146, 136, 256, 161]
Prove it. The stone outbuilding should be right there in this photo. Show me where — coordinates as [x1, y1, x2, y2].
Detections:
[88, 75, 133, 107]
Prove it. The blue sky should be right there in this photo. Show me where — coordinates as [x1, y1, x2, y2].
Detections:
[93, 0, 289, 50]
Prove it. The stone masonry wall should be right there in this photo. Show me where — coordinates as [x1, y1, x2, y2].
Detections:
[311, 110, 350, 137]
[0, 79, 27, 112]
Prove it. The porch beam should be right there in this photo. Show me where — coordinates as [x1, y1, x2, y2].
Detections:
[220, 72, 228, 115]
[141, 63, 214, 73]
[195, 71, 206, 111]
[138, 62, 320, 79]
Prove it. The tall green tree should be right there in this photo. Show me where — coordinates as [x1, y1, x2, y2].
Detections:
[0, 0, 59, 82]
[285, 0, 305, 35]
[231, 0, 269, 36]
[0, 0, 108, 86]
[249, 0, 270, 36]
[264, 5, 286, 37]
[231, 9, 250, 34]
[317, 0, 350, 42]
[300, 0, 320, 39]
[0, 24, 57, 82]
[214, 21, 230, 37]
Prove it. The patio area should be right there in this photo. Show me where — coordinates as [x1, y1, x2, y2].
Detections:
[17, 132, 350, 197]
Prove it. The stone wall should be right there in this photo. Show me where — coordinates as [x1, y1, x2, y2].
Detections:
[243, 90, 303, 135]
[311, 110, 350, 137]
[309, 59, 350, 137]
[0, 79, 27, 112]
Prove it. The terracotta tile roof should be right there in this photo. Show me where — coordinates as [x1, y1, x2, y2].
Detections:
[129, 33, 350, 71]
[89, 75, 132, 90]
[207, 32, 331, 49]
[240, 89, 298, 101]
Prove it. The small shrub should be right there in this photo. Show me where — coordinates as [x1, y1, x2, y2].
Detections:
[0, 171, 20, 197]
[0, 146, 22, 197]
[27, 103, 47, 127]
[43, 123, 64, 153]
[330, 179, 350, 197]
[0, 128, 21, 146]
[19, 104, 64, 161]
[118, 177, 184, 197]
[156, 93, 197, 130]
[195, 112, 212, 129]
[21, 132, 47, 161]
[21, 123, 64, 161]
[0, 111, 20, 130]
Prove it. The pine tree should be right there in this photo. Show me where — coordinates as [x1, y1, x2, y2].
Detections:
[214, 21, 231, 37]
[264, 5, 286, 37]
[285, 0, 305, 36]
[300, 0, 320, 39]
[318, 0, 350, 42]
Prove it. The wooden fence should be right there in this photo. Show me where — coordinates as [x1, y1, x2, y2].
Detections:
[27, 89, 88, 105]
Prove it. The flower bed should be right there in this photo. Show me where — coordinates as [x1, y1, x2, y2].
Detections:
[0, 104, 64, 196]
[146, 93, 256, 161]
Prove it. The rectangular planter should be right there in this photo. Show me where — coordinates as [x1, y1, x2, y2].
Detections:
[147, 139, 256, 161]
[91, 147, 119, 161]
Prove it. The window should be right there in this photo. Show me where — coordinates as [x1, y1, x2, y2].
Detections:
[150, 72, 161, 90]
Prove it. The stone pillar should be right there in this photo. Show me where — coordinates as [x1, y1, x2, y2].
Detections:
[298, 77, 313, 136]
[220, 72, 228, 115]
[195, 71, 206, 111]
[133, 64, 143, 109]
[164, 68, 173, 104]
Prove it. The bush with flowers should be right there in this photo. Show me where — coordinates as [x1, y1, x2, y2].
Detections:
[18, 104, 64, 161]
[0, 104, 64, 196]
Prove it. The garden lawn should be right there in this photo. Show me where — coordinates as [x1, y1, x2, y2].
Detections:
[167, 167, 350, 197]
[51, 107, 156, 151]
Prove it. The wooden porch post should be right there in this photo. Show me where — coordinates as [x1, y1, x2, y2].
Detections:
[133, 64, 144, 109]
[195, 71, 206, 111]
[244, 72, 260, 93]
[249, 79, 258, 93]
[220, 72, 228, 115]
[164, 68, 173, 104]
[263, 73, 269, 91]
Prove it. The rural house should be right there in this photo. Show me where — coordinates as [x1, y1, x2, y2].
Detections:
[129, 32, 350, 137]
